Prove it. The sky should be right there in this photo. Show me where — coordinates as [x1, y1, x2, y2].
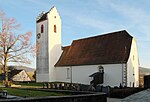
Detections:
[0, 0, 150, 68]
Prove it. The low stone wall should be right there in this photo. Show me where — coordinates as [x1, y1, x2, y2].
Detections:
[0, 93, 107, 102]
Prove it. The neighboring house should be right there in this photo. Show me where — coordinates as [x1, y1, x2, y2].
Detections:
[36, 6, 139, 87]
[27, 71, 35, 81]
[0, 69, 31, 81]
[10, 69, 31, 81]
[139, 67, 150, 87]
[12, 66, 36, 81]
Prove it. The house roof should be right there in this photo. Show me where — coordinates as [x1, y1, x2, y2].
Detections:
[9, 69, 23, 78]
[55, 30, 133, 67]
[0, 69, 23, 81]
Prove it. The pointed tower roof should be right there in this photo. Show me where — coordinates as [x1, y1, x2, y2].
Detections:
[36, 6, 57, 23]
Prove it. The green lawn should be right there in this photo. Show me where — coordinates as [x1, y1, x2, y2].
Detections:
[14, 82, 43, 86]
[0, 88, 67, 97]
[13, 82, 43, 88]
[0, 82, 73, 97]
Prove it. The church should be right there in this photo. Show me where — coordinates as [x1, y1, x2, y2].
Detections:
[36, 6, 139, 87]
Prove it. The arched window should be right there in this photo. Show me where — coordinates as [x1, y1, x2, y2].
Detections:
[41, 25, 44, 33]
[98, 66, 104, 73]
[54, 25, 56, 33]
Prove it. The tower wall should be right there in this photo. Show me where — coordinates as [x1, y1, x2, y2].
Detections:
[47, 7, 62, 81]
[36, 7, 62, 82]
[36, 19, 49, 82]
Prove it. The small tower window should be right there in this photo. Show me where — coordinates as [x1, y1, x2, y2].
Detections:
[54, 25, 57, 33]
[41, 25, 44, 33]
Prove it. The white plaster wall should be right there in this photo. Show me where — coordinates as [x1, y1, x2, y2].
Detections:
[47, 7, 62, 82]
[36, 7, 62, 82]
[56, 64, 123, 87]
[36, 19, 49, 82]
[71, 65, 98, 85]
[102, 64, 123, 87]
[127, 38, 139, 87]
[36, 74, 49, 82]
[56, 67, 71, 83]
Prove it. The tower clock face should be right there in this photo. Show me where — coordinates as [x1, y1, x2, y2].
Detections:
[37, 33, 41, 39]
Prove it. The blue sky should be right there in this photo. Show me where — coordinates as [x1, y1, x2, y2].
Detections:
[0, 0, 150, 68]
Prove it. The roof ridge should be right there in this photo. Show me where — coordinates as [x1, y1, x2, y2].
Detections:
[72, 30, 129, 42]
[55, 30, 133, 67]
[48, 6, 55, 12]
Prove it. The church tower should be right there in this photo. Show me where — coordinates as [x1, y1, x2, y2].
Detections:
[36, 7, 62, 82]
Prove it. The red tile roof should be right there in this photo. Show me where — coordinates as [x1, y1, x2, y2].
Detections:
[10, 69, 23, 78]
[55, 30, 133, 67]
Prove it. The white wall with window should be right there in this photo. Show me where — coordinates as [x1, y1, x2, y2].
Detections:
[56, 64, 123, 87]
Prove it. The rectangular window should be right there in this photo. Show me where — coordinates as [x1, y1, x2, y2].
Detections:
[54, 25, 56, 33]
[67, 68, 70, 79]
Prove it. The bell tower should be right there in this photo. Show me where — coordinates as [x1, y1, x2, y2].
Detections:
[36, 6, 62, 82]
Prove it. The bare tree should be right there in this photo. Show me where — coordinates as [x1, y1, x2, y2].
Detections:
[0, 11, 35, 87]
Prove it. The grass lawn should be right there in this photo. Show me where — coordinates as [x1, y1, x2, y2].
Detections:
[14, 82, 43, 88]
[0, 87, 67, 97]
[0, 82, 73, 97]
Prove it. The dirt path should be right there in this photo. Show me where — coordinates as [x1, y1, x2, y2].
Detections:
[107, 98, 122, 102]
